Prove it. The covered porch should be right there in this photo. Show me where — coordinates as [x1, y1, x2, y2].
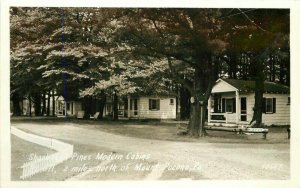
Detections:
[55, 96, 82, 117]
[207, 80, 251, 126]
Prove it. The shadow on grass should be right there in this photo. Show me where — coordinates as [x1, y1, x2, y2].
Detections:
[11, 117, 290, 144]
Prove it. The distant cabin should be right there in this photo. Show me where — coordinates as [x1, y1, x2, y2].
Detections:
[125, 95, 177, 119]
[55, 96, 82, 117]
[54, 95, 177, 120]
[208, 79, 290, 126]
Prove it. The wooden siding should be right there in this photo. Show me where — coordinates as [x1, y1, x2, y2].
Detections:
[74, 102, 82, 115]
[209, 92, 290, 126]
[261, 94, 290, 125]
[244, 93, 290, 125]
[138, 97, 176, 119]
[66, 101, 82, 116]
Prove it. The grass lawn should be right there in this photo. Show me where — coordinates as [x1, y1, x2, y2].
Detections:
[11, 117, 290, 144]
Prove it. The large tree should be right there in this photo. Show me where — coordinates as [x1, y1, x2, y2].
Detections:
[112, 9, 227, 136]
[224, 9, 289, 127]
[10, 8, 289, 133]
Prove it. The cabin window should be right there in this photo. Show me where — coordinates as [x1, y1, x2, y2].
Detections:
[213, 95, 222, 113]
[170, 99, 174, 105]
[263, 98, 276, 114]
[149, 99, 160, 110]
[222, 98, 236, 113]
[266, 98, 273, 113]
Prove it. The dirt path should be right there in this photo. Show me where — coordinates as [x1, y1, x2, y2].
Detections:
[12, 123, 290, 180]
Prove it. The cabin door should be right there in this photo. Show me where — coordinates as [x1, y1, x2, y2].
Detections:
[240, 97, 247, 121]
[130, 98, 138, 117]
[57, 100, 66, 116]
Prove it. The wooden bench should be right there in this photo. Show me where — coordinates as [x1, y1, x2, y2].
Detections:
[204, 126, 269, 139]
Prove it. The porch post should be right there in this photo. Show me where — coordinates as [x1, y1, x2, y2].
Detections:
[65, 101, 67, 116]
[235, 90, 239, 124]
[127, 95, 130, 118]
[208, 95, 211, 123]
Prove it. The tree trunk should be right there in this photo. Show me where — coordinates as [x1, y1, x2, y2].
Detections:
[29, 96, 32, 116]
[188, 98, 201, 137]
[113, 92, 119, 121]
[12, 93, 21, 116]
[52, 90, 55, 116]
[176, 84, 180, 120]
[98, 94, 106, 119]
[83, 97, 92, 119]
[21, 97, 24, 116]
[187, 54, 214, 137]
[188, 68, 205, 137]
[250, 58, 264, 127]
[180, 86, 191, 120]
[42, 91, 46, 116]
[228, 51, 237, 79]
[47, 91, 50, 116]
[33, 93, 41, 116]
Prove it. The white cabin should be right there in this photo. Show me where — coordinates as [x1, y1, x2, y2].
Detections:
[126, 96, 177, 119]
[208, 79, 290, 126]
[55, 96, 83, 117]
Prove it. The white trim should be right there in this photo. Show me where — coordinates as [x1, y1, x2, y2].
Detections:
[265, 97, 274, 114]
[235, 90, 240, 124]
[212, 79, 238, 93]
[219, 79, 239, 91]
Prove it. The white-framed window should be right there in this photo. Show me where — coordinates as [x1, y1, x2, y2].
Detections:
[225, 98, 234, 113]
[266, 98, 273, 113]
[149, 99, 160, 110]
[264, 97, 276, 114]
[221, 98, 236, 113]
[170, 98, 174, 105]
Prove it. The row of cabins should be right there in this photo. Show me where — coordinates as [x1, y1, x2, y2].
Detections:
[17, 79, 290, 126]
[55, 95, 177, 119]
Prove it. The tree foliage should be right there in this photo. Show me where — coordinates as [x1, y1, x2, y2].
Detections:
[10, 8, 289, 133]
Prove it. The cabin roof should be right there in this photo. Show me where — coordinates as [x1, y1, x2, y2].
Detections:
[129, 92, 177, 98]
[222, 79, 290, 94]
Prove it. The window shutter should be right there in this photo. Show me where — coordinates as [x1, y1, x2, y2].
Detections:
[262, 98, 266, 113]
[222, 98, 225, 112]
[232, 98, 236, 113]
[149, 99, 151, 110]
[157, 100, 160, 110]
[273, 98, 276, 113]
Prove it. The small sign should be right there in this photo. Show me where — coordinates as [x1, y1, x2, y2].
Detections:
[190, 97, 195, 104]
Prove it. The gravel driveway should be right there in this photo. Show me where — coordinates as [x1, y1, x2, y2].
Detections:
[11, 123, 290, 180]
